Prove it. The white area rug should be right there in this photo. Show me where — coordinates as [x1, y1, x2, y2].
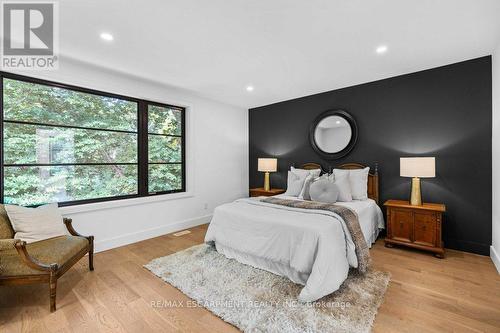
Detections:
[145, 244, 390, 333]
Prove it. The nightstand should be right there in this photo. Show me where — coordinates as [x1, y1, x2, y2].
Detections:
[249, 188, 285, 197]
[384, 200, 446, 258]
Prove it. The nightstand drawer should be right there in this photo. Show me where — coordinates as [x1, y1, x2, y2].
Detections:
[413, 211, 437, 247]
[389, 208, 413, 243]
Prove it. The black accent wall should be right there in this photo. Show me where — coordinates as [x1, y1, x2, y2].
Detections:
[249, 56, 492, 255]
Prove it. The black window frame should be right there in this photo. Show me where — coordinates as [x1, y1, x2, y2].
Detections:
[0, 71, 186, 207]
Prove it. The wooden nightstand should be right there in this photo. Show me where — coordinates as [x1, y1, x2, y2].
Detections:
[249, 188, 285, 197]
[384, 200, 446, 258]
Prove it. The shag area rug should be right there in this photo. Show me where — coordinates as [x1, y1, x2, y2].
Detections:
[144, 244, 390, 333]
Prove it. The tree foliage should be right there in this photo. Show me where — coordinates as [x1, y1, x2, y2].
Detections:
[3, 78, 182, 206]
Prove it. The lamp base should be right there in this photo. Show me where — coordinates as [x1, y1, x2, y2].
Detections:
[263, 172, 271, 191]
[410, 177, 422, 206]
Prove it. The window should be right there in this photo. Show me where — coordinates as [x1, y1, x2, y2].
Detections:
[147, 104, 185, 193]
[1, 73, 186, 206]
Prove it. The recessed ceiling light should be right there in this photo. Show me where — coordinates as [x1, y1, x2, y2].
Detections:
[246, 85, 254, 92]
[100, 32, 114, 41]
[376, 45, 388, 54]
[336, 120, 341, 124]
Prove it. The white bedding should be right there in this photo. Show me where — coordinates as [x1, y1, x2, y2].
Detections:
[204, 196, 384, 302]
[276, 195, 384, 246]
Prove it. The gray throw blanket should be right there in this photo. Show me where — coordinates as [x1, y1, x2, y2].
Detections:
[261, 197, 371, 273]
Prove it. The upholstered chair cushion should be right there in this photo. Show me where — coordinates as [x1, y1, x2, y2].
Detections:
[0, 204, 15, 239]
[0, 235, 88, 276]
[0, 239, 16, 251]
[5, 203, 67, 243]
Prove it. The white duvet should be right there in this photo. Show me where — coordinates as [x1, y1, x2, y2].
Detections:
[204, 196, 384, 302]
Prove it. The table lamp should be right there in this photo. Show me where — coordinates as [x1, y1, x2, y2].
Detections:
[258, 158, 277, 191]
[400, 157, 435, 206]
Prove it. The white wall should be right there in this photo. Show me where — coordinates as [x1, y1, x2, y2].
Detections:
[10, 57, 249, 252]
[492, 44, 500, 273]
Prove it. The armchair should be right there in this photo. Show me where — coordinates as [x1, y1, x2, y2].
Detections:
[0, 205, 94, 312]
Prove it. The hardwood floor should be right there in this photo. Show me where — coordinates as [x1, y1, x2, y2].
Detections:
[1, 224, 500, 333]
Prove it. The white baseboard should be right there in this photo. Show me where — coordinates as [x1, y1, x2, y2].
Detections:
[94, 214, 212, 253]
[491, 246, 500, 274]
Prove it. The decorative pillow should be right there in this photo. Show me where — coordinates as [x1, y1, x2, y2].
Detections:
[309, 179, 339, 203]
[333, 167, 369, 200]
[299, 174, 315, 200]
[284, 171, 308, 197]
[334, 174, 353, 202]
[5, 203, 67, 243]
[292, 167, 321, 199]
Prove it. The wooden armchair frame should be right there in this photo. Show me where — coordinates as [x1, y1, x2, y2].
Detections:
[0, 218, 94, 312]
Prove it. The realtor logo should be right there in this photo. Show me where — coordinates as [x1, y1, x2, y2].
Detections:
[1, 1, 59, 70]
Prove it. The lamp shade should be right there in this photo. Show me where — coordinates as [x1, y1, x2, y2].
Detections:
[400, 157, 435, 178]
[258, 158, 277, 172]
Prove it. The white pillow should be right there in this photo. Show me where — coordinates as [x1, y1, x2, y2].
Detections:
[292, 167, 321, 199]
[299, 174, 315, 200]
[334, 174, 353, 202]
[309, 179, 340, 203]
[333, 167, 369, 200]
[5, 203, 67, 243]
[291, 166, 321, 178]
[284, 171, 308, 197]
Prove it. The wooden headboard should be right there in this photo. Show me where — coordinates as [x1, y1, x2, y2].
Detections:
[299, 162, 379, 204]
[300, 162, 327, 173]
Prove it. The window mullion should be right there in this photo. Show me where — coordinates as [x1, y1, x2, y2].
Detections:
[3, 119, 137, 134]
[181, 106, 186, 192]
[138, 101, 148, 196]
[0, 75, 4, 204]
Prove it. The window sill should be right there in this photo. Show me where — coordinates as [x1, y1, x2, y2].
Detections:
[59, 191, 194, 215]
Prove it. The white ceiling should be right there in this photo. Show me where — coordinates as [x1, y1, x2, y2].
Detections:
[59, 0, 500, 108]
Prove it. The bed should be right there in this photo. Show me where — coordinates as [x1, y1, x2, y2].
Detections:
[204, 163, 384, 302]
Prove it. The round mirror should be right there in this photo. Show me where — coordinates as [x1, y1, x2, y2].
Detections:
[310, 110, 358, 160]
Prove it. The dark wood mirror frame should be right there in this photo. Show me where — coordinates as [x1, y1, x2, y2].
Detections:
[309, 109, 358, 160]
